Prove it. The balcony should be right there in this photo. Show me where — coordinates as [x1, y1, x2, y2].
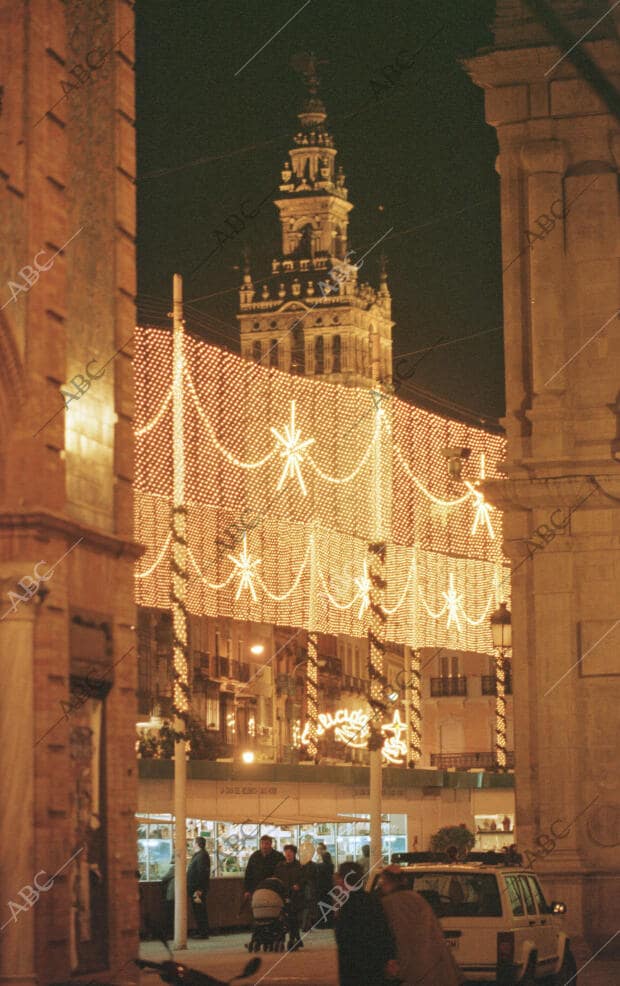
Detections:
[321, 656, 342, 678]
[430, 675, 467, 697]
[196, 654, 250, 683]
[342, 674, 366, 695]
[431, 751, 515, 770]
[481, 673, 513, 696]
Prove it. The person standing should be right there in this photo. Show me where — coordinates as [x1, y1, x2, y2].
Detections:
[357, 843, 370, 875]
[274, 844, 305, 949]
[187, 836, 211, 939]
[243, 835, 284, 898]
[299, 844, 319, 931]
[333, 862, 397, 986]
[160, 861, 175, 940]
[315, 842, 335, 927]
[378, 865, 465, 985]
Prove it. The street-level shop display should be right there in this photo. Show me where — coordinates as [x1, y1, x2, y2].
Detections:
[137, 812, 407, 879]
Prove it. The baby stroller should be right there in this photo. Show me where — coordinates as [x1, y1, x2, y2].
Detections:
[248, 877, 287, 952]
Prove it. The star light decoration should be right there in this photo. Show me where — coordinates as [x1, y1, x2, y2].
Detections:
[381, 709, 407, 765]
[465, 453, 495, 538]
[443, 573, 463, 632]
[270, 400, 315, 496]
[354, 560, 372, 618]
[228, 534, 261, 601]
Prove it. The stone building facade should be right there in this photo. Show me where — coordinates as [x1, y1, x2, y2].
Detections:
[0, 1, 138, 982]
[468, 0, 620, 952]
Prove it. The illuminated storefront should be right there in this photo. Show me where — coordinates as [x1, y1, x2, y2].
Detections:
[137, 812, 408, 880]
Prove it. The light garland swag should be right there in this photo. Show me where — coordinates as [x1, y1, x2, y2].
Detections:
[134, 326, 510, 655]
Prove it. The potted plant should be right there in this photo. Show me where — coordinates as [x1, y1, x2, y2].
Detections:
[429, 823, 475, 859]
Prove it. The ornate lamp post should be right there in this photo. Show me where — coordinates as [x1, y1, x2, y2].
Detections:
[490, 601, 511, 769]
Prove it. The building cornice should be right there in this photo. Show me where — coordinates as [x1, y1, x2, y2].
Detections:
[0, 508, 144, 560]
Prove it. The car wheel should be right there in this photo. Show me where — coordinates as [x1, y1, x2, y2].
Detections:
[550, 946, 577, 985]
[520, 956, 537, 985]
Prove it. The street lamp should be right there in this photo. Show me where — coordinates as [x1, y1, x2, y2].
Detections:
[490, 602, 511, 769]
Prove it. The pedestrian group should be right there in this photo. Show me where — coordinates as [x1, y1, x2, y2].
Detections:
[161, 836, 464, 984]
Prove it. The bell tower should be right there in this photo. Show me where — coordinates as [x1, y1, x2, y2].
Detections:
[238, 57, 393, 387]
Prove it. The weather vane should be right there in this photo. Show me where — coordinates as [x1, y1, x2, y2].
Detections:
[291, 52, 328, 96]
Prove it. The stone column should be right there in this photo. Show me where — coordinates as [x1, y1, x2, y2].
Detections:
[0, 571, 37, 986]
[519, 140, 568, 398]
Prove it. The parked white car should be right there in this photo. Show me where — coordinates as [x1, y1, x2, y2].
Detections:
[373, 861, 577, 984]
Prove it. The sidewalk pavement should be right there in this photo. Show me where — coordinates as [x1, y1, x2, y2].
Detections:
[136, 930, 619, 985]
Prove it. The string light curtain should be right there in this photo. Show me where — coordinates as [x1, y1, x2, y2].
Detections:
[135, 327, 510, 650]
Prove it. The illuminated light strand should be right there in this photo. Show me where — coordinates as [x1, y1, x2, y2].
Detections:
[306, 414, 382, 485]
[187, 548, 236, 589]
[136, 532, 172, 579]
[135, 328, 506, 567]
[383, 554, 417, 616]
[134, 327, 510, 650]
[255, 539, 312, 601]
[315, 560, 360, 611]
[393, 444, 471, 505]
[495, 654, 507, 768]
[170, 312, 189, 719]
[184, 367, 277, 470]
[355, 559, 372, 619]
[367, 542, 388, 753]
[305, 632, 319, 761]
[408, 648, 422, 764]
[418, 574, 496, 631]
[135, 505, 508, 647]
[135, 387, 173, 437]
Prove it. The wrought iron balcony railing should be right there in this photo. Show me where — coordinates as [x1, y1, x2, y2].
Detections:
[430, 751, 515, 769]
[481, 673, 513, 696]
[430, 675, 467, 697]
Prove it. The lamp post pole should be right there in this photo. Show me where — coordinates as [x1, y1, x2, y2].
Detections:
[490, 602, 511, 770]
[171, 273, 189, 949]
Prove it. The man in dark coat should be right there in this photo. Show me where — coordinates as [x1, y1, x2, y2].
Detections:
[334, 862, 397, 986]
[243, 835, 284, 897]
[187, 836, 211, 939]
[274, 845, 305, 949]
[316, 842, 335, 927]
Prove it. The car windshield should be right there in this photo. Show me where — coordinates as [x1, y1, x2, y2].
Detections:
[402, 871, 502, 918]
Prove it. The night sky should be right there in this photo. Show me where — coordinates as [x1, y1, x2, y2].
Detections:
[135, 0, 503, 426]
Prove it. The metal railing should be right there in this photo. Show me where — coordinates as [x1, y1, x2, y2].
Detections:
[481, 672, 513, 696]
[430, 675, 468, 697]
[430, 751, 515, 769]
